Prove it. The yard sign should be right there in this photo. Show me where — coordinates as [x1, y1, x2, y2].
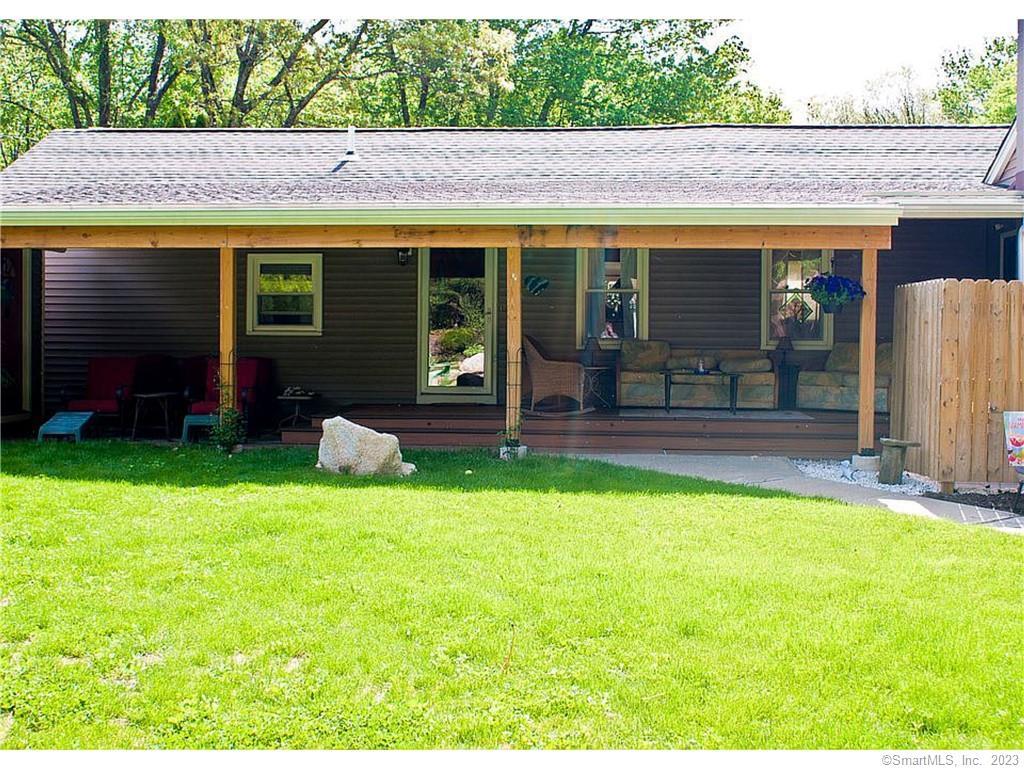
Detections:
[1005, 412, 1024, 471]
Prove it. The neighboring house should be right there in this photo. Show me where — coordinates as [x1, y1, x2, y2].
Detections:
[1, 123, 1022, 454]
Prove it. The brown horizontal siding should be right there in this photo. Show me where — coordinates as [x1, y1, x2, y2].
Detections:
[833, 219, 998, 345]
[649, 249, 762, 349]
[236, 248, 417, 409]
[43, 249, 218, 410]
[522, 248, 577, 358]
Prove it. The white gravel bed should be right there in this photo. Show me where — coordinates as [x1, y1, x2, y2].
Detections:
[792, 458, 939, 496]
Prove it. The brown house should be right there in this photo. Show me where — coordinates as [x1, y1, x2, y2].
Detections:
[1, 123, 1022, 455]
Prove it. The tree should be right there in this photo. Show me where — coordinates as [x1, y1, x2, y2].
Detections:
[0, 20, 187, 163]
[354, 20, 515, 127]
[178, 19, 368, 127]
[478, 19, 787, 126]
[807, 68, 941, 125]
[938, 36, 1017, 124]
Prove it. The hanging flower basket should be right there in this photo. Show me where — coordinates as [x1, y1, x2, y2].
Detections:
[805, 274, 866, 314]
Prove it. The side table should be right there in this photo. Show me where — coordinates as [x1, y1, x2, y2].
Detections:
[131, 391, 179, 439]
[582, 366, 614, 410]
[278, 394, 318, 428]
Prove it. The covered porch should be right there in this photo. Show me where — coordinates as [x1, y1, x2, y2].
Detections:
[4, 221, 891, 455]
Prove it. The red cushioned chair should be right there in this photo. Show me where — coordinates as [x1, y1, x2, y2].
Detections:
[67, 356, 138, 432]
[185, 356, 272, 434]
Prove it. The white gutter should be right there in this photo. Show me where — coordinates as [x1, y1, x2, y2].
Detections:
[4, 199, 1020, 228]
[897, 199, 1024, 219]
[0, 204, 902, 227]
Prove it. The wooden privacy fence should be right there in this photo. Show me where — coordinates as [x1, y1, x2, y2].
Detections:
[891, 279, 1024, 489]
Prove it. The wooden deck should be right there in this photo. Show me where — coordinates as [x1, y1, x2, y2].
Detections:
[281, 405, 888, 457]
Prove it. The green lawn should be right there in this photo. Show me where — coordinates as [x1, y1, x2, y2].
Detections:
[1, 441, 1021, 749]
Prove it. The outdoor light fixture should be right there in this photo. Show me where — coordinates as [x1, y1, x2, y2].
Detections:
[397, 248, 413, 266]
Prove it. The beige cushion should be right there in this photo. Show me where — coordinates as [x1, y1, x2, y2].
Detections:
[824, 342, 859, 372]
[621, 340, 670, 371]
[735, 371, 775, 386]
[799, 371, 846, 388]
[669, 372, 729, 385]
[876, 343, 893, 376]
[719, 356, 772, 374]
[824, 341, 894, 375]
[619, 370, 662, 385]
[801, 370, 891, 388]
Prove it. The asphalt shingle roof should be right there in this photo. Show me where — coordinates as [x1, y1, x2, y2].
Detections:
[0, 124, 1019, 210]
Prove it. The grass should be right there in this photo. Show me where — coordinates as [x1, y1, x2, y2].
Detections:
[1, 441, 1022, 749]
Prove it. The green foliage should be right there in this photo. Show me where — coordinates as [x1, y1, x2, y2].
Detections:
[434, 326, 481, 358]
[208, 407, 245, 450]
[938, 36, 1017, 124]
[0, 19, 790, 167]
[1, 441, 1022, 747]
[388, 19, 790, 127]
[429, 277, 486, 332]
[257, 273, 314, 294]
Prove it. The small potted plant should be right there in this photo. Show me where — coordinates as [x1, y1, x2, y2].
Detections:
[805, 273, 866, 314]
[498, 423, 527, 460]
[210, 406, 246, 453]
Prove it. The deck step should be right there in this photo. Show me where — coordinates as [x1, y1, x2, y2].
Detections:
[281, 407, 886, 457]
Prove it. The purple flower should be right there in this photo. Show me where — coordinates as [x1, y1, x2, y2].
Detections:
[804, 273, 866, 307]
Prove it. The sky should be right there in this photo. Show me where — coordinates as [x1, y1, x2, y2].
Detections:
[730, 13, 1018, 122]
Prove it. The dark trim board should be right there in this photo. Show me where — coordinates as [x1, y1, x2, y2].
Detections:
[282, 405, 887, 457]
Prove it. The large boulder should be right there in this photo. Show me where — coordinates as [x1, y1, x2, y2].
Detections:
[316, 416, 416, 476]
[459, 352, 485, 374]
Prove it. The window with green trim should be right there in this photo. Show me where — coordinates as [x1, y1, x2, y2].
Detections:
[760, 248, 833, 350]
[246, 253, 323, 335]
[575, 248, 649, 348]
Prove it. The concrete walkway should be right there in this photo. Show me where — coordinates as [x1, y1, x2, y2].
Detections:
[579, 453, 1024, 534]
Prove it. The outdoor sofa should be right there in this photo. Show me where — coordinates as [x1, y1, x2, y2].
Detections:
[795, 342, 893, 413]
[617, 340, 776, 410]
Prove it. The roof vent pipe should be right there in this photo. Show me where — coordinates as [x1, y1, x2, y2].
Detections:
[346, 125, 357, 158]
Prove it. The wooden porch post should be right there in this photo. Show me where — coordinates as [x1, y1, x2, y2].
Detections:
[858, 248, 878, 454]
[505, 245, 523, 443]
[219, 246, 236, 414]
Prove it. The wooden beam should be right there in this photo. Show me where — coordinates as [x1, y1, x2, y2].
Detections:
[1, 224, 892, 251]
[858, 247, 879, 454]
[219, 246, 236, 415]
[514, 224, 892, 250]
[0, 226, 229, 249]
[505, 245, 523, 444]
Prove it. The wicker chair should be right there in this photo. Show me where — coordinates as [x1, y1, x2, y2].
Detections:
[523, 336, 586, 411]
